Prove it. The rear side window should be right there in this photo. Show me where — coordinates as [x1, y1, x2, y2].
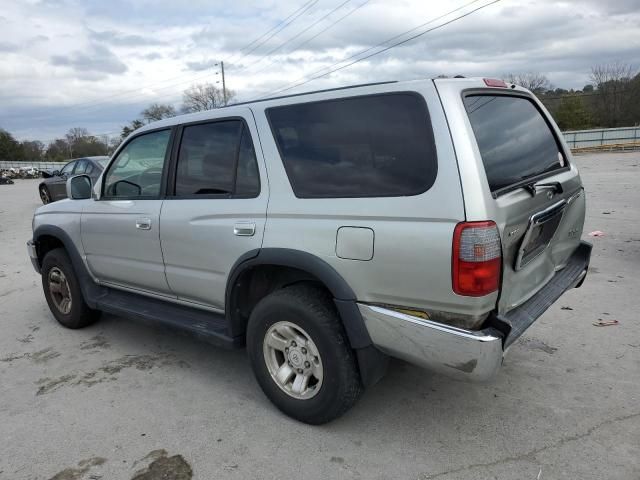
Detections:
[175, 120, 260, 197]
[463, 95, 566, 193]
[74, 160, 88, 174]
[267, 93, 437, 198]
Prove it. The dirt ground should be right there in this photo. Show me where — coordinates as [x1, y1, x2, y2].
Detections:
[0, 152, 639, 480]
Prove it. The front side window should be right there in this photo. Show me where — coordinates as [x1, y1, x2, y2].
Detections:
[174, 120, 260, 197]
[463, 94, 566, 193]
[267, 93, 437, 198]
[103, 129, 170, 198]
[60, 161, 75, 175]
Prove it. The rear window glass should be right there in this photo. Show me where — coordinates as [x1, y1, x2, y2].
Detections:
[463, 95, 566, 192]
[267, 93, 437, 198]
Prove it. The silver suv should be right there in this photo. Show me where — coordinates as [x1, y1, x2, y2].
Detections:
[28, 77, 591, 424]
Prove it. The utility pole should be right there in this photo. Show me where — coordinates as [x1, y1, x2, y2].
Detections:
[220, 61, 227, 106]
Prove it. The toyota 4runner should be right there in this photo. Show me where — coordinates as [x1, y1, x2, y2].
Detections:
[28, 77, 591, 424]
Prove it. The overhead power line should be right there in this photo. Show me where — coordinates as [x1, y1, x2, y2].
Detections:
[22, 1, 320, 122]
[230, 0, 319, 66]
[256, 0, 498, 99]
[269, 0, 373, 62]
[237, 0, 374, 80]
[91, 0, 373, 112]
[225, 0, 319, 64]
[233, 0, 353, 73]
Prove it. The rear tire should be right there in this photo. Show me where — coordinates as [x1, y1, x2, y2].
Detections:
[41, 248, 101, 329]
[39, 185, 51, 204]
[247, 284, 362, 424]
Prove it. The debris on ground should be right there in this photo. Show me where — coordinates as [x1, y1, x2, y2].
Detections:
[561, 306, 573, 310]
[593, 319, 619, 327]
[588, 230, 605, 237]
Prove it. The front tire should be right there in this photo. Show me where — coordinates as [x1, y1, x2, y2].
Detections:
[39, 185, 51, 204]
[247, 284, 362, 424]
[41, 248, 100, 329]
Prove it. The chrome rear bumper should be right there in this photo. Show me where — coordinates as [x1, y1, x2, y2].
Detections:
[359, 241, 592, 382]
[358, 304, 504, 381]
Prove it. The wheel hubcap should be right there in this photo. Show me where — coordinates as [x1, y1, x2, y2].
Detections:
[263, 321, 323, 400]
[40, 188, 50, 203]
[48, 267, 72, 314]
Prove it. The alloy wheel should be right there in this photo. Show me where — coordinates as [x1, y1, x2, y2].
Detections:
[48, 267, 72, 314]
[263, 321, 323, 400]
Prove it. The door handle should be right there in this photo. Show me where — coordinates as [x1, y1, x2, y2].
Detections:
[136, 218, 152, 230]
[234, 222, 256, 236]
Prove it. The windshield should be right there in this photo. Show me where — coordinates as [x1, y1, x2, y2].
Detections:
[464, 94, 566, 193]
[97, 158, 109, 168]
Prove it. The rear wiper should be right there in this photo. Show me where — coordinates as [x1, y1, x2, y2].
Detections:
[523, 181, 563, 197]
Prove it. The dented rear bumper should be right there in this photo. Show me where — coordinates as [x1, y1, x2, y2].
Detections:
[358, 241, 592, 382]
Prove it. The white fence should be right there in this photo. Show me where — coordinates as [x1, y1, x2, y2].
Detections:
[0, 161, 66, 170]
[563, 127, 640, 149]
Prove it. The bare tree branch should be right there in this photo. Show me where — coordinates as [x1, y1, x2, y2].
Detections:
[141, 103, 176, 123]
[181, 83, 236, 113]
[589, 62, 637, 127]
[504, 72, 553, 93]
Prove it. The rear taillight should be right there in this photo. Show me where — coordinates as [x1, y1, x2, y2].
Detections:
[452, 221, 502, 297]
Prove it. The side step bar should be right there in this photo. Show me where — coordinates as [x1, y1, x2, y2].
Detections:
[93, 287, 242, 349]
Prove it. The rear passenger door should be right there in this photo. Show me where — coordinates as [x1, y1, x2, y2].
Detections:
[160, 111, 268, 309]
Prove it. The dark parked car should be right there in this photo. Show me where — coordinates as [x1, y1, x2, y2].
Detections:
[38, 156, 109, 204]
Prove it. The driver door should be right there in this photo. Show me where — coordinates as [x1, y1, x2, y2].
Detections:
[51, 160, 76, 200]
[80, 128, 174, 295]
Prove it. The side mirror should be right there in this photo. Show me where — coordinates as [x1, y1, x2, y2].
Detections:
[66, 175, 92, 200]
[52, 170, 60, 176]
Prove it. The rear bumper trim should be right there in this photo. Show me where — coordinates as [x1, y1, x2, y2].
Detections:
[500, 241, 592, 347]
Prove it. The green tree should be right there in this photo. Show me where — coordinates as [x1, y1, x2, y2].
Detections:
[0, 129, 24, 161]
[590, 62, 636, 127]
[45, 139, 71, 161]
[21, 140, 45, 161]
[554, 96, 592, 131]
[620, 73, 640, 126]
[120, 119, 145, 140]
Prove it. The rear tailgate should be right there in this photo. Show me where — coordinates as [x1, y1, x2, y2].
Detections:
[435, 79, 586, 315]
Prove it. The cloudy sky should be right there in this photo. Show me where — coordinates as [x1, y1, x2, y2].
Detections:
[1, 0, 639, 143]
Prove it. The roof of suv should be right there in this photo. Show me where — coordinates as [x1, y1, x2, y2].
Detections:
[134, 77, 526, 137]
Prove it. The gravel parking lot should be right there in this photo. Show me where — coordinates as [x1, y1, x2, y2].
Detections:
[1, 152, 639, 480]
